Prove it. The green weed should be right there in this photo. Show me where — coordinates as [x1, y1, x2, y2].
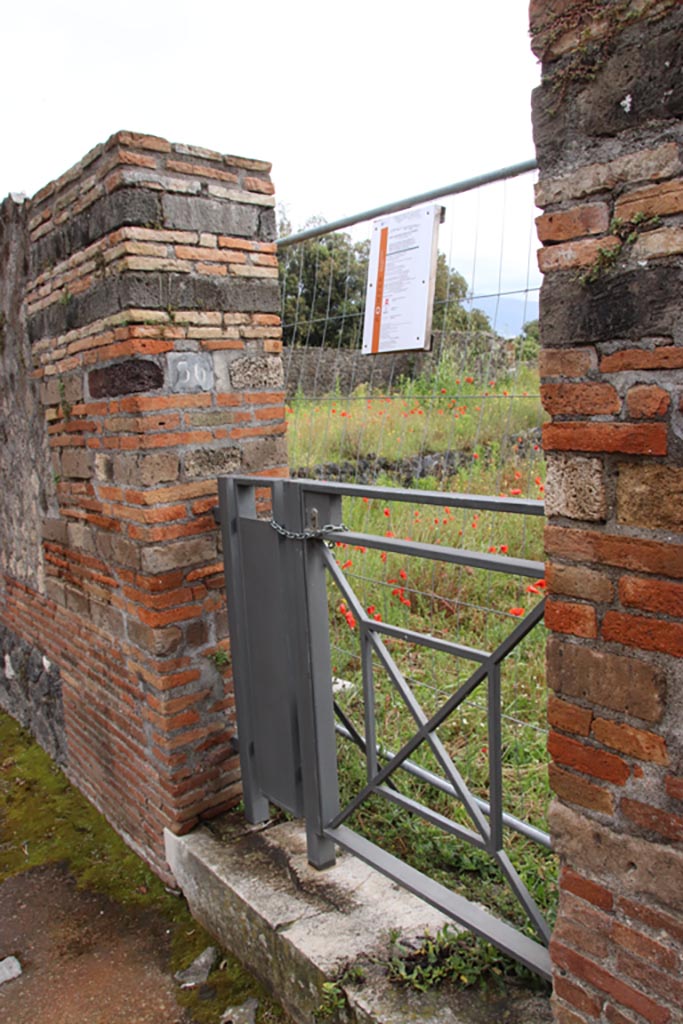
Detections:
[387, 925, 549, 992]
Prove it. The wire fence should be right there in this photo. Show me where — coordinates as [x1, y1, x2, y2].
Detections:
[278, 160, 544, 504]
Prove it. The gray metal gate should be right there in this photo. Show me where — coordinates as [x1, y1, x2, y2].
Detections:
[218, 474, 551, 980]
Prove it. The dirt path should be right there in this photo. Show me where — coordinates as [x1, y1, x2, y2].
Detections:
[0, 862, 192, 1024]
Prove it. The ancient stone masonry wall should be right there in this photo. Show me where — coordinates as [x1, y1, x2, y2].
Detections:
[531, 3, 683, 1023]
[0, 132, 286, 876]
[0, 196, 57, 591]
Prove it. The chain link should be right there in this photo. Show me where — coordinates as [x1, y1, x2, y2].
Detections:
[269, 518, 349, 545]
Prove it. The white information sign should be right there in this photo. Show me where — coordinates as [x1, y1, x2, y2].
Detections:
[362, 204, 442, 355]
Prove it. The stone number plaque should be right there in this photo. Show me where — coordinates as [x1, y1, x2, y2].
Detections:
[168, 353, 215, 393]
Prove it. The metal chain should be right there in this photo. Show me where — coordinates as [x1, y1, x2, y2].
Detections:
[269, 519, 349, 545]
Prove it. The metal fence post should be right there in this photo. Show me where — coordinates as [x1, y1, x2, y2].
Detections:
[274, 479, 340, 869]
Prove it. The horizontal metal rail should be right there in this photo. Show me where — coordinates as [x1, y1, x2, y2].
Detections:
[328, 530, 545, 578]
[277, 159, 538, 248]
[230, 475, 545, 516]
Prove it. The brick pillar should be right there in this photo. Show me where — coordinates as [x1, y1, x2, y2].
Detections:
[531, 3, 683, 1022]
[1, 132, 285, 876]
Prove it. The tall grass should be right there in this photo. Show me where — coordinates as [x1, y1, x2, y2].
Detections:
[287, 362, 544, 488]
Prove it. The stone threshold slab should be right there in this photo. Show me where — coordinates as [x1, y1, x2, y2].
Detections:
[165, 815, 552, 1024]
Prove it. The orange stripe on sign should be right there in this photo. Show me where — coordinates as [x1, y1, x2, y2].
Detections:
[371, 226, 389, 353]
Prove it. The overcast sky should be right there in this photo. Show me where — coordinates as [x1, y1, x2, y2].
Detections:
[2, 1, 540, 229]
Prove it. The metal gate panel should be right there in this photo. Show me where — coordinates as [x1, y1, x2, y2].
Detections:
[240, 518, 303, 815]
[219, 477, 303, 818]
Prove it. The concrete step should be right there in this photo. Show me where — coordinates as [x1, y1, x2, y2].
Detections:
[165, 814, 552, 1024]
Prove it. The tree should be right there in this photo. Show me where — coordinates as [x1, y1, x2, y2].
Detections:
[512, 319, 540, 362]
[278, 220, 369, 348]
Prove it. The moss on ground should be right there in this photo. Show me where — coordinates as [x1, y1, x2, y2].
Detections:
[0, 711, 288, 1023]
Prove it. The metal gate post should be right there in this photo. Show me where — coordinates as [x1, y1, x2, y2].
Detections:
[218, 475, 270, 824]
[274, 479, 340, 869]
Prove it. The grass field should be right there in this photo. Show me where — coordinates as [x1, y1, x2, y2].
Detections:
[287, 363, 544, 484]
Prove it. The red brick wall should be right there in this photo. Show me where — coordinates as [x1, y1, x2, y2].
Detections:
[531, 2, 683, 1022]
[0, 132, 286, 877]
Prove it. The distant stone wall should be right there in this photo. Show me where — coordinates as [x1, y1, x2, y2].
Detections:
[283, 333, 513, 398]
[283, 346, 433, 398]
[0, 132, 286, 877]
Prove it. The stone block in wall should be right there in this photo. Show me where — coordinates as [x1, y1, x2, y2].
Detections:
[183, 447, 241, 478]
[107, 451, 180, 488]
[544, 454, 607, 521]
[161, 195, 261, 236]
[545, 564, 614, 605]
[60, 448, 93, 480]
[89, 359, 164, 398]
[240, 436, 288, 473]
[95, 532, 141, 570]
[551, 802, 683, 914]
[540, 265, 683, 347]
[227, 355, 284, 391]
[66, 522, 96, 554]
[616, 462, 683, 530]
[546, 637, 665, 724]
[0, 197, 57, 592]
[140, 535, 218, 575]
[127, 620, 183, 657]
